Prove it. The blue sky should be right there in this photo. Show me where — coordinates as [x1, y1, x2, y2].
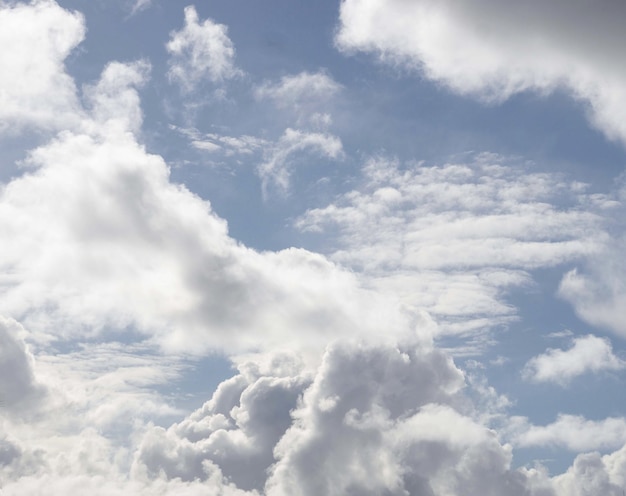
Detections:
[1, 0, 626, 494]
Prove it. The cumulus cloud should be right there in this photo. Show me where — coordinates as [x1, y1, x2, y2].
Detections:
[523, 335, 625, 386]
[336, 0, 626, 145]
[515, 415, 626, 453]
[258, 128, 343, 197]
[296, 154, 602, 348]
[0, 0, 85, 132]
[0, 317, 46, 412]
[0, 59, 398, 357]
[132, 338, 562, 496]
[167, 5, 241, 92]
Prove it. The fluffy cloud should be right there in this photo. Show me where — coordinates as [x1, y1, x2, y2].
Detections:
[167, 5, 241, 92]
[296, 154, 602, 348]
[523, 335, 625, 385]
[133, 338, 562, 496]
[336, 0, 626, 145]
[0, 317, 46, 412]
[0, 59, 397, 357]
[0, 0, 84, 132]
[553, 447, 626, 496]
[515, 415, 626, 453]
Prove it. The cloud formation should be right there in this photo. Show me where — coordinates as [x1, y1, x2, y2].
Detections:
[336, 0, 626, 145]
[523, 335, 625, 386]
[297, 154, 602, 348]
[0, 0, 84, 132]
[258, 128, 343, 196]
[167, 5, 241, 92]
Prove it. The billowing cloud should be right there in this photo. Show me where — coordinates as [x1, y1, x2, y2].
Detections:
[296, 154, 602, 348]
[0, 59, 397, 357]
[553, 447, 626, 496]
[133, 338, 561, 496]
[523, 335, 625, 386]
[0, 0, 84, 132]
[0, 317, 46, 412]
[167, 5, 241, 92]
[336, 0, 626, 145]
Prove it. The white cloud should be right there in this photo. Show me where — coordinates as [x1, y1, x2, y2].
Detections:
[523, 335, 625, 386]
[296, 154, 602, 348]
[255, 71, 342, 128]
[129, 0, 153, 16]
[82, 60, 151, 135]
[167, 5, 241, 92]
[553, 447, 626, 496]
[0, 0, 85, 132]
[258, 128, 343, 197]
[559, 238, 626, 341]
[0, 317, 47, 413]
[0, 60, 400, 358]
[132, 338, 561, 496]
[256, 71, 341, 106]
[336, 0, 626, 145]
[515, 414, 626, 453]
[171, 125, 268, 156]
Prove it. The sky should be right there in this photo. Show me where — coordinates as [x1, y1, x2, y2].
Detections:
[1, 0, 626, 494]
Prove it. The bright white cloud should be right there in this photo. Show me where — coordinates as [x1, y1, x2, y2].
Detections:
[258, 128, 343, 196]
[0, 0, 85, 132]
[523, 335, 625, 386]
[0, 317, 47, 412]
[336, 0, 626, 145]
[296, 154, 602, 347]
[167, 5, 241, 92]
[515, 414, 626, 453]
[0, 60, 400, 358]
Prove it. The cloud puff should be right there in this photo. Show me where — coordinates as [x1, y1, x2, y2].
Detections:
[515, 415, 626, 453]
[522, 334, 625, 386]
[0, 0, 85, 132]
[167, 5, 241, 92]
[296, 154, 602, 348]
[336, 0, 626, 145]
